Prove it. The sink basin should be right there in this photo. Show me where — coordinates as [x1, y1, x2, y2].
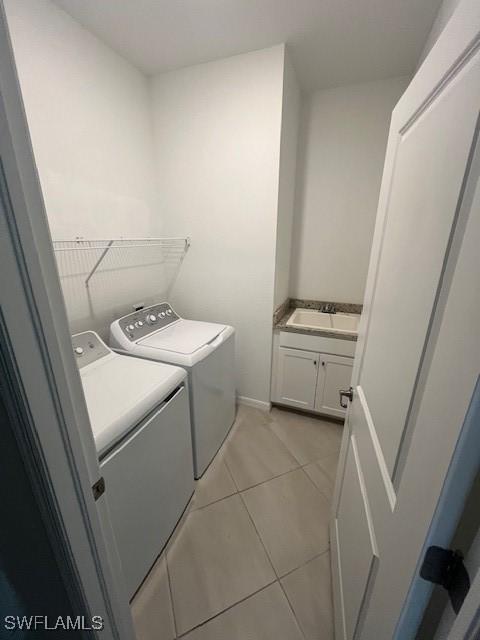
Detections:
[286, 309, 360, 336]
[331, 314, 358, 331]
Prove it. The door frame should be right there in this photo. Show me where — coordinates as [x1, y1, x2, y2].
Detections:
[0, 3, 134, 637]
[331, 0, 480, 636]
[447, 562, 480, 639]
[395, 379, 480, 637]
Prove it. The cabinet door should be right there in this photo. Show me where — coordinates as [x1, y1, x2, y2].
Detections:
[315, 354, 353, 418]
[276, 347, 319, 410]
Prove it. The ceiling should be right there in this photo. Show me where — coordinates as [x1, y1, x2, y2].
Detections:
[53, 0, 442, 91]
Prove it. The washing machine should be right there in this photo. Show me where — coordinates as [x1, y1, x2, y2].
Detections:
[72, 331, 194, 598]
[109, 303, 236, 478]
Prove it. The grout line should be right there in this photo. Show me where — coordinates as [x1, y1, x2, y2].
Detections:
[191, 456, 308, 513]
[277, 578, 308, 640]
[267, 408, 344, 459]
[171, 544, 332, 639]
[237, 489, 279, 579]
[265, 425, 305, 467]
[179, 414, 339, 513]
[164, 407, 338, 637]
[220, 417, 308, 493]
[192, 459, 334, 513]
[175, 578, 278, 638]
[237, 467, 332, 581]
[164, 552, 179, 639]
[277, 548, 330, 581]
[278, 549, 333, 640]
[301, 456, 338, 474]
[224, 426, 339, 497]
[221, 454, 237, 488]
[220, 481, 329, 640]
[238, 465, 303, 494]
[223, 455, 240, 493]
[192, 488, 238, 512]
[300, 465, 333, 504]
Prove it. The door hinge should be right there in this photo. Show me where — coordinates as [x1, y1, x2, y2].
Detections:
[92, 477, 106, 501]
[420, 546, 470, 614]
[339, 386, 353, 408]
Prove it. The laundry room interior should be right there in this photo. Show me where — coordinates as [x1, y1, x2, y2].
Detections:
[2, 0, 477, 639]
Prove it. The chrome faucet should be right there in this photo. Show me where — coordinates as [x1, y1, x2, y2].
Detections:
[320, 303, 336, 314]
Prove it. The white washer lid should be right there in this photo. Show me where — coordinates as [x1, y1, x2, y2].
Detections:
[80, 353, 186, 456]
[138, 319, 226, 355]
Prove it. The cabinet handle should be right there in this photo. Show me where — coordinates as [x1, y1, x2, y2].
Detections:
[313, 360, 317, 366]
[321, 361, 325, 366]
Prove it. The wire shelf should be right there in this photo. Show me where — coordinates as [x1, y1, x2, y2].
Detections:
[51, 236, 189, 336]
[52, 237, 190, 287]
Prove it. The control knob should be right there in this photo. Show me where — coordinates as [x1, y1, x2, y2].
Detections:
[135, 321, 144, 328]
[159, 312, 166, 318]
[127, 324, 135, 332]
[146, 314, 157, 325]
[166, 309, 172, 316]
[74, 347, 84, 355]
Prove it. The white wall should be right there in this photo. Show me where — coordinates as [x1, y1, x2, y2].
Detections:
[290, 76, 409, 304]
[273, 51, 301, 310]
[151, 46, 286, 404]
[4, 0, 162, 337]
[418, 0, 462, 66]
[6, 5, 291, 402]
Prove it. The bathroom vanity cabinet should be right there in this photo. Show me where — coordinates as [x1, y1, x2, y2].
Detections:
[271, 331, 355, 418]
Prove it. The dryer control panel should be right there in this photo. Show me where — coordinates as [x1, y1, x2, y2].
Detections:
[118, 303, 179, 341]
[72, 331, 111, 369]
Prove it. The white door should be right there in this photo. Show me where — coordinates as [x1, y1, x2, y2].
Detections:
[276, 347, 319, 410]
[0, 9, 134, 638]
[331, 1, 480, 638]
[314, 354, 353, 418]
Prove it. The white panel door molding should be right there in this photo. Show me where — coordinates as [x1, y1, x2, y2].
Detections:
[331, 0, 480, 637]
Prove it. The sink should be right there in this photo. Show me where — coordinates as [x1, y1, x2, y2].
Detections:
[331, 314, 358, 331]
[286, 309, 360, 336]
[286, 310, 331, 330]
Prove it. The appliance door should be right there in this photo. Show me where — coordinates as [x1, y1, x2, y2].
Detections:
[190, 330, 236, 477]
[100, 385, 193, 599]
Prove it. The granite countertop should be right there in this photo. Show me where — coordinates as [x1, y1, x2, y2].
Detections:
[273, 298, 363, 342]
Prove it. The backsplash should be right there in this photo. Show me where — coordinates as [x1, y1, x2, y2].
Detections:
[272, 299, 291, 325]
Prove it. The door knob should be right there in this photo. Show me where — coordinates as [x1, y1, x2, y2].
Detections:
[339, 387, 353, 408]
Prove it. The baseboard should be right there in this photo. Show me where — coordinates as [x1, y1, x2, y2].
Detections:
[237, 395, 271, 412]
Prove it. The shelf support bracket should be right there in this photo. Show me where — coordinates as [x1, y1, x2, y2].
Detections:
[85, 239, 114, 287]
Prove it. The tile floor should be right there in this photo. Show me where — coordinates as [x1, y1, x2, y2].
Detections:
[131, 404, 342, 640]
